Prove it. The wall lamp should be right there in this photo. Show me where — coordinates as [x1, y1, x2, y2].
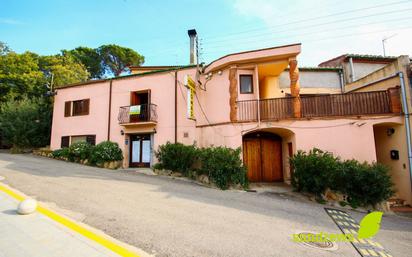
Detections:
[387, 128, 395, 136]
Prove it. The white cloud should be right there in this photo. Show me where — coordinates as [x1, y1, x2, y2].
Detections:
[0, 18, 24, 25]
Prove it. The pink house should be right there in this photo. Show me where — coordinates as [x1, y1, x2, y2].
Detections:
[50, 30, 412, 205]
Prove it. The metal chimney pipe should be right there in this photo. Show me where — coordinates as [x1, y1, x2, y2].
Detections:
[188, 29, 197, 65]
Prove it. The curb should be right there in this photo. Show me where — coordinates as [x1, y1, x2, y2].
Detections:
[0, 182, 147, 257]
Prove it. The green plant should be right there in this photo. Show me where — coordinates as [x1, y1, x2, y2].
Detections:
[67, 141, 92, 162]
[339, 201, 348, 207]
[51, 148, 69, 159]
[290, 148, 339, 196]
[199, 146, 248, 190]
[339, 161, 394, 207]
[0, 98, 51, 149]
[154, 142, 198, 175]
[152, 162, 163, 170]
[290, 148, 394, 207]
[89, 141, 123, 165]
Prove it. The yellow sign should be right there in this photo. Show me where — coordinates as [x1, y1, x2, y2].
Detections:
[184, 75, 196, 119]
[185, 75, 196, 91]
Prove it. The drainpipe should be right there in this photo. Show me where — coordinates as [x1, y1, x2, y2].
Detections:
[399, 72, 412, 191]
[349, 57, 355, 82]
[174, 70, 178, 143]
[338, 70, 345, 93]
[107, 79, 113, 141]
[255, 65, 261, 127]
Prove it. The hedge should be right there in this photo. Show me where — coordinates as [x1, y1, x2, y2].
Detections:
[290, 148, 394, 207]
[154, 143, 248, 190]
[51, 141, 123, 168]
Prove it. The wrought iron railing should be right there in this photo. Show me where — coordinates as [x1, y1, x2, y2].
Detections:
[118, 104, 158, 124]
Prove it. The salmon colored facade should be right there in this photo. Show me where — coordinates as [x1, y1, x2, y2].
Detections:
[50, 43, 412, 205]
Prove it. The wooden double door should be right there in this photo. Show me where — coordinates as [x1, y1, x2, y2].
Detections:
[243, 132, 283, 182]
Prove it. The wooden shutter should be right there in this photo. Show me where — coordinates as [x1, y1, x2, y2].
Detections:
[83, 99, 90, 115]
[61, 136, 70, 148]
[64, 101, 71, 117]
[86, 135, 96, 146]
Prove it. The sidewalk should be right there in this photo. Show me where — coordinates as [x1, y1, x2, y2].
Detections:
[0, 190, 131, 257]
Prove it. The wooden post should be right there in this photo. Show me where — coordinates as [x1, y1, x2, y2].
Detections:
[229, 67, 238, 122]
[388, 86, 402, 113]
[289, 59, 301, 118]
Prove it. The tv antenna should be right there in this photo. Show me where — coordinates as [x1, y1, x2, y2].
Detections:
[382, 34, 397, 56]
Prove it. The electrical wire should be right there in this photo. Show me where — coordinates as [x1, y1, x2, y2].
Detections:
[201, 25, 412, 57]
[202, 9, 412, 48]
[204, 0, 412, 41]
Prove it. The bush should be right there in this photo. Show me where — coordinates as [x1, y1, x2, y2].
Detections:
[68, 141, 92, 161]
[290, 148, 394, 207]
[154, 142, 198, 175]
[337, 161, 394, 207]
[290, 148, 339, 196]
[154, 143, 248, 190]
[199, 146, 248, 190]
[51, 148, 69, 159]
[89, 141, 123, 165]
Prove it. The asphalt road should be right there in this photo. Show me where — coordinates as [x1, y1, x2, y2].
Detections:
[0, 153, 411, 257]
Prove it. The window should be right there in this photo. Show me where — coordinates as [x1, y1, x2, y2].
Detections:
[60, 135, 96, 148]
[64, 99, 90, 117]
[71, 136, 87, 144]
[61, 136, 70, 148]
[64, 102, 71, 117]
[72, 99, 90, 116]
[239, 75, 253, 94]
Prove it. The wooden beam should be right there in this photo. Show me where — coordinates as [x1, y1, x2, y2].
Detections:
[229, 67, 238, 122]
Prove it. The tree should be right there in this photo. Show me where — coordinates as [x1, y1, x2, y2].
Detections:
[0, 41, 11, 55]
[98, 44, 144, 76]
[0, 51, 45, 101]
[0, 98, 52, 150]
[63, 47, 103, 79]
[39, 53, 89, 88]
[0, 51, 89, 103]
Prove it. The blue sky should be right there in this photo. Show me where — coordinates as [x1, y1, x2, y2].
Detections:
[1, 0, 412, 66]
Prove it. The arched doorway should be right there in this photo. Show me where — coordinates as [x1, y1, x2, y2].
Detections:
[243, 131, 283, 182]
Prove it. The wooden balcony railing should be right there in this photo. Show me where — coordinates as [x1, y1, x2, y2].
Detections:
[118, 104, 158, 124]
[237, 88, 401, 122]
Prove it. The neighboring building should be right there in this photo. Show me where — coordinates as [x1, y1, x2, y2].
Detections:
[319, 54, 397, 83]
[50, 30, 412, 205]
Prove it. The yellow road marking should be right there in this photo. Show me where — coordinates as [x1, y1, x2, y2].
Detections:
[0, 183, 141, 257]
[379, 251, 388, 257]
[360, 249, 370, 256]
[375, 242, 384, 249]
[367, 239, 376, 247]
[368, 249, 378, 256]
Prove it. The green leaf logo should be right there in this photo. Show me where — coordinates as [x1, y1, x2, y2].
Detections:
[358, 212, 383, 239]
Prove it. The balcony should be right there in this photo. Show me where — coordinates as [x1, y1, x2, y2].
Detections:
[118, 104, 158, 126]
[237, 88, 401, 122]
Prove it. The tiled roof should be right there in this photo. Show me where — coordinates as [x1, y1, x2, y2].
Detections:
[292, 66, 342, 71]
[319, 54, 397, 67]
[56, 65, 197, 89]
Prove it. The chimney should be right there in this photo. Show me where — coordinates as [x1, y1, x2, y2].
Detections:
[188, 29, 197, 65]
